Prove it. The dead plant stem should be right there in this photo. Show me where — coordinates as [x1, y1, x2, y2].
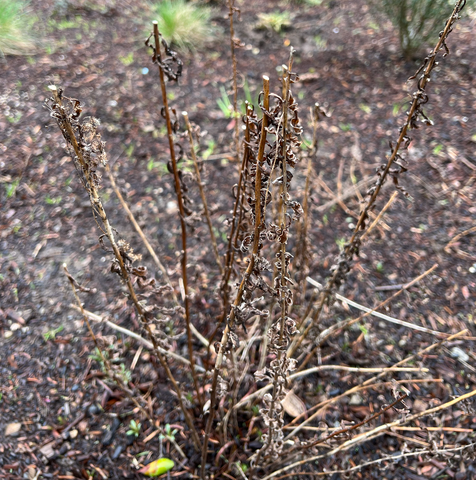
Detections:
[183, 111, 223, 273]
[201, 75, 270, 478]
[152, 22, 202, 409]
[288, 0, 465, 357]
[228, 0, 240, 163]
[49, 85, 201, 451]
[104, 161, 172, 286]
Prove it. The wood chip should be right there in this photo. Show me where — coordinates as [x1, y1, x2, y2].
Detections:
[5, 423, 22, 436]
[282, 390, 307, 418]
[39, 442, 56, 459]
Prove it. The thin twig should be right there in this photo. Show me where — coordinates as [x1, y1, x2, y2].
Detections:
[360, 190, 398, 241]
[271, 443, 476, 479]
[69, 304, 206, 372]
[232, 365, 427, 412]
[306, 273, 445, 336]
[263, 387, 476, 480]
[295, 264, 438, 370]
[183, 111, 223, 273]
[284, 329, 468, 440]
[104, 161, 171, 283]
[228, 0, 240, 163]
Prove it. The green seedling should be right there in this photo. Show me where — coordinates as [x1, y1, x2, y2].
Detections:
[127, 419, 141, 437]
[43, 325, 64, 341]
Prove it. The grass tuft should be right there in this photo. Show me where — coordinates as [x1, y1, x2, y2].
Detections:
[150, 0, 214, 52]
[0, 0, 37, 56]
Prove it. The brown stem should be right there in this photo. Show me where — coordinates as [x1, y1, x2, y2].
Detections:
[49, 85, 201, 451]
[182, 111, 223, 273]
[151, 22, 202, 409]
[252, 56, 294, 471]
[201, 76, 270, 478]
[288, 1, 464, 357]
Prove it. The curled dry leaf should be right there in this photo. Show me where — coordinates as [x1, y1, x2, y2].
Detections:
[282, 390, 306, 418]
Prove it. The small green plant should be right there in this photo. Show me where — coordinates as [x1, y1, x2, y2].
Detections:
[118, 363, 132, 383]
[159, 423, 178, 442]
[151, 0, 213, 52]
[45, 195, 62, 205]
[119, 52, 134, 66]
[202, 139, 216, 160]
[127, 419, 141, 437]
[314, 34, 327, 50]
[5, 179, 19, 198]
[339, 123, 352, 132]
[43, 325, 64, 341]
[359, 103, 371, 114]
[0, 0, 37, 56]
[256, 11, 292, 33]
[366, 0, 454, 59]
[216, 86, 234, 119]
[433, 144, 444, 155]
[6, 112, 22, 123]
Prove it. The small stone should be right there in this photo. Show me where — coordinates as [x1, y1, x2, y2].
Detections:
[282, 390, 306, 418]
[88, 404, 100, 416]
[10, 323, 21, 332]
[78, 420, 88, 433]
[5, 423, 22, 436]
[166, 200, 178, 214]
[4, 331, 13, 339]
[349, 394, 363, 406]
[69, 429, 78, 439]
[59, 442, 70, 455]
[112, 445, 123, 459]
[451, 347, 469, 363]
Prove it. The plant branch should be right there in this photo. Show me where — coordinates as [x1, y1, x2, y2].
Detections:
[288, 0, 466, 357]
[151, 22, 202, 408]
[183, 111, 223, 273]
[201, 75, 270, 478]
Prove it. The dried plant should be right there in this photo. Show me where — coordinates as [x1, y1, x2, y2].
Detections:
[289, 0, 468, 359]
[44, 86, 201, 450]
[43, 1, 474, 478]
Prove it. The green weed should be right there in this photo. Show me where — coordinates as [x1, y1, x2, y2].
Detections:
[151, 0, 213, 52]
[256, 11, 292, 33]
[5, 179, 19, 198]
[0, 0, 37, 56]
[127, 419, 141, 437]
[43, 325, 64, 341]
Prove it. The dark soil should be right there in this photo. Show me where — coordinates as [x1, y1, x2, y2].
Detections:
[1, 0, 475, 479]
